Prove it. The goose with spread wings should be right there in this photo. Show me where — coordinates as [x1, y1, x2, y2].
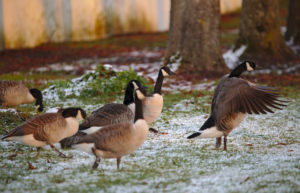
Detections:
[187, 61, 286, 150]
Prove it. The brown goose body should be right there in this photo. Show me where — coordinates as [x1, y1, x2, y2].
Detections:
[0, 80, 44, 112]
[2, 108, 86, 157]
[0, 81, 35, 106]
[80, 103, 134, 130]
[73, 120, 148, 159]
[188, 61, 286, 150]
[59, 104, 134, 148]
[72, 87, 149, 169]
[59, 80, 143, 148]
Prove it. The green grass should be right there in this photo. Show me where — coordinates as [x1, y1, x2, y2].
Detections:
[0, 68, 299, 193]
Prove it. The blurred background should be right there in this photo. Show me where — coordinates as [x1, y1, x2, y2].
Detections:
[0, 0, 299, 79]
[0, 0, 241, 49]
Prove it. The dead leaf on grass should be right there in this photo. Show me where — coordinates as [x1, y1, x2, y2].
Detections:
[8, 153, 17, 160]
[28, 162, 37, 170]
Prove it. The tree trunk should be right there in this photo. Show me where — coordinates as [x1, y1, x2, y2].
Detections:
[285, 0, 300, 55]
[165, 0, 227, 76]
[235, 0, 298, 67]
[0, 0, 4, 50]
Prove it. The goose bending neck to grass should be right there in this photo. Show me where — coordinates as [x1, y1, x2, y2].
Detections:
[59, 80, 147, 148]
[139, 66, 175, 133]
[0, 80, 44, 112]
[187, 61, 287, 151]
[1, 107, 86, 158]
[72, 85, 149, 170]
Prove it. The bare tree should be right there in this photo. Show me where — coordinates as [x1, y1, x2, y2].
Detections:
[165, 0, 227, 75]
[285, 0, 300, 55]
[235, 0, 298, 67]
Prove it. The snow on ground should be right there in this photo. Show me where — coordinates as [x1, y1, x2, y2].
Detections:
[35, 50, 214, 94]
[0, 96, 299, 193]
[0, 108, 18, 113]
[1, 50, 299, 192]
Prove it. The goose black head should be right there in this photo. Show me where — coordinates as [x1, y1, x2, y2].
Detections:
[62, 107, 87, 120]
[124, 80, 148, 105]
[29, 88, 44, 112]
[131, 80, 147, 100]
[245, 61, 256, 72]
[229, 61, 256, 78]
[160, 66, 176, 77]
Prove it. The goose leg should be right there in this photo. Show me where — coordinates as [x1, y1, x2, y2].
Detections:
[36, 147, 41, 158]
[216, 137, 222, 148]
[223, 136, 227, 151]
[116, 157, 121, 170]
[92, 148, 101, 169]
[50, 144, 72, 158]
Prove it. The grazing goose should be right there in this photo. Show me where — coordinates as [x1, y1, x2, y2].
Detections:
[72, 86, 148, 170]
[59, 80, 147, 148]
[187, 61, 286, 150]
[0, 80, 44, 112]
[129, 66, 175, 133]
[1, 107, 86, 158]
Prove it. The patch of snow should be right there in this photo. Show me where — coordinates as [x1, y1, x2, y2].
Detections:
[223, 45, 246, 69]
[0, 97, 299, 193]
[45, 107, 60, 113]
[123, 50, 162, 58]
[0, 108, 18, 113]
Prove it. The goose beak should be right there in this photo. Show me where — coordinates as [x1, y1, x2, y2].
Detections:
[169, 70, 176, 75]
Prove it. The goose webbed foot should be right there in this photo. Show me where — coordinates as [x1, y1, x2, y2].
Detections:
[149, 128, 168, 135]
[149, 128, 159, 133]
[92, 157, 101, 169]
[216, 137, 222, 149]
[50, 144, 72, 158]
[92, 147, 101, 169]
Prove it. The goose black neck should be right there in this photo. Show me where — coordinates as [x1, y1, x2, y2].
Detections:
[123, 84, 135, 105]
[229, 64, 246, 78]
[154, 71, 164, 94]
[134, 94, 144, 122]
[30, 88, 44, 112]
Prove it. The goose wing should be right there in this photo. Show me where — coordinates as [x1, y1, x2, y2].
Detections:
[79, 103, 134, 130]
[0, 81, 21, 102]
[211, 75, 230, 111]
[2, 113, 60, 141]
[214, 77, 286, 130]
[77, 123, 133, 152]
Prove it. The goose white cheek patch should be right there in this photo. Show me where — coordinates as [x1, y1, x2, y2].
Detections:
[76, 111, 84, 121]
[246, 62, 254, 71]
[132, 82, 139, 90]
[161, 69, 169, 77]
[136, 90, 145, 100]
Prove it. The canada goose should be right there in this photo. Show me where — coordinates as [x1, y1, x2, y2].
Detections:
[72, 86, 148, 170]
[187, 61, 286, 150]
[79, 80, 147, 130]
[129, 66, 175, 133]
[0, 80, 44, 112]
[59, 80, 147, 148]
[1, 107, 86, 158]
